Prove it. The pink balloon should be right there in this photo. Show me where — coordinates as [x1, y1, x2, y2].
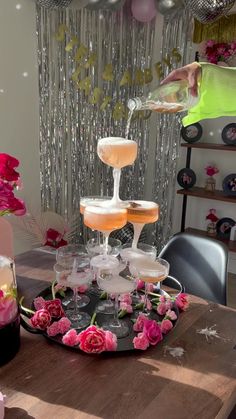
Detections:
[131, 0, 157, 22]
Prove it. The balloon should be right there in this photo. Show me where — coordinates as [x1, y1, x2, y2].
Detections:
[184, 0, 235, 24]
[155, 0, 184, 16]
[37, 0, 72, 8]
[131, 0, 157, 23]
[86, 0, 106, 9]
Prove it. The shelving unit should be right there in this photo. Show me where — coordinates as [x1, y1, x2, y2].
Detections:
[177, 142, 236, 253]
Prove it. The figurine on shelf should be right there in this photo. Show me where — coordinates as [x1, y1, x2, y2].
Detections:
[206, 208, 219, 236]
[204, 164, 219, 192]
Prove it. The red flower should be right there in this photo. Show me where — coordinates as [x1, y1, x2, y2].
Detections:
[44, 298, 65, 318]
[0, 153, 20, 182]
[30, 309, 51, 330]
[175, 293, 189, 311]
[44, 228, 68, 249]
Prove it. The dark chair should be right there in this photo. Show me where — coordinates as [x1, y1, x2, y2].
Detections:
[159, 232, 228, 305]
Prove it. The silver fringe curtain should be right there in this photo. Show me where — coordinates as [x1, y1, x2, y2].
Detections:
[36, 5, 192, 250]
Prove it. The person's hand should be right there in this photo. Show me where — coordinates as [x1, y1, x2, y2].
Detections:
[160, 62, 201, 97]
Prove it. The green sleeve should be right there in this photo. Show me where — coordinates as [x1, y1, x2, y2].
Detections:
[182, 62, 236, 127]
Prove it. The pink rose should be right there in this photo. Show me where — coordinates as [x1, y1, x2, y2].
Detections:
[157, 302, 168, 316]
[133, 313, 148, 332]
[33, 296, 46, 311]
[77, 325, 107, 354]
[104, 330, 117, 351]
[119, 293, 132, 305]
[77, 284, 88, 293]
[136, 280, 145, 290]
[62, 329, 80, 346]
[44, 298, 65, 318]
[175, 293, 189, 311]
[165, 309, 177, 321]
[140, 295, 152, 311]
[0, 295, 18, 327]
[143, 319, 163, 346]
[133, 332, 150, 350]
[160, 319, 173, 334]
[119, 302, 133, 313]
[30, 309, 51, 330]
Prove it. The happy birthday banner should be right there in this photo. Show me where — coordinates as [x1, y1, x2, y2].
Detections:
[55, 23, 182, 121]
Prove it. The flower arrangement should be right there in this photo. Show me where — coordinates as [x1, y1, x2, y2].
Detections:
[200, 40, 236, 65]
[205, 165, 219, 177]
[0, 153, 26, 216]
[21, 285, 189, 354]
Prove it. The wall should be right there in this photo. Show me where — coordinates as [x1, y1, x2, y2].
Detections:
[0, 0, 41, 254]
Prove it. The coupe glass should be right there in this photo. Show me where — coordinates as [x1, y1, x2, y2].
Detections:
[97, 271, 136, 338]
[97, 137, 137, 208]
[130, 257, 169, 317]
[126, 200, 159, 249]
[86, 237, 122, 258]
[55, 244, 91, 308]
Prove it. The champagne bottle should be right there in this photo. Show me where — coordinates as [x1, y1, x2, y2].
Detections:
[128, 80, 199, 114]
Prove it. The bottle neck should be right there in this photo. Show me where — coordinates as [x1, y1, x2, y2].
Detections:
[127, 97, 149, 111]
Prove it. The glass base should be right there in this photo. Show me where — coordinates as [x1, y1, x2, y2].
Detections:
[102, 319, 129, 338]
[77, 294, 90, 308]
[66, 311, 91, 329]
[95, 300, 115, 315]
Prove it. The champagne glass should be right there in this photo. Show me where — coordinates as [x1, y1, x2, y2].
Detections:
[97, 271, 136, 338]
[65, 259, 91, 329]
[130, 256, 169, 317]
[97, 137, 137, 207]
[56, 244, 90, 308]
[80, 195, 112, 243]
[84, 205, 127, 268]
[126, 200, 159, 249]
[120, 242, 157, 303]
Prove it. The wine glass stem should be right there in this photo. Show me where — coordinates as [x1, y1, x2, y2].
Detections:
[132, 223, 144, 249]
[73, 288, 78, 317]
[103, 232, 109, 256]
[113, 294, 120, 326]
[112, 168, 121, 204]
[144, 282, 150, 316]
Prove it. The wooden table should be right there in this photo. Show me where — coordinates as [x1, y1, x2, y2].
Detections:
[1, 250, 236, 419]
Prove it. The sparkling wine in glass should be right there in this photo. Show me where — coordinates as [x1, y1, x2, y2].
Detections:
[130, 256, 169, 317]
[97, 137, 138, 207]
[127, 200, 159, 249]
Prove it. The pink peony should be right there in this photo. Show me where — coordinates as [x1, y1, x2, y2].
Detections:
[175, 293, 189, 311]
[0, 295, 18, 327]
[77, 325, 107, 354]
[44, 298, 65, 318]
[119, 301, 133, 313]
[157, 302, 168, 316]
[133, 332, 150, 350]
[104, 330, 117, 351]
[30, 309, 51, 330]
[165, 309, 177, 321]
[119, 293, 132, 305]
[133, 313, 148, 332]
[62, 329, 80, 346]
[143, 319, 163, 346]
[0, 153, 19, 182]
[33, 296, 46, 311]
[160, 319, 173, 334]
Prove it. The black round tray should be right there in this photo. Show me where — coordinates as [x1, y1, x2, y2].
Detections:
[21, 281, 181, 354]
